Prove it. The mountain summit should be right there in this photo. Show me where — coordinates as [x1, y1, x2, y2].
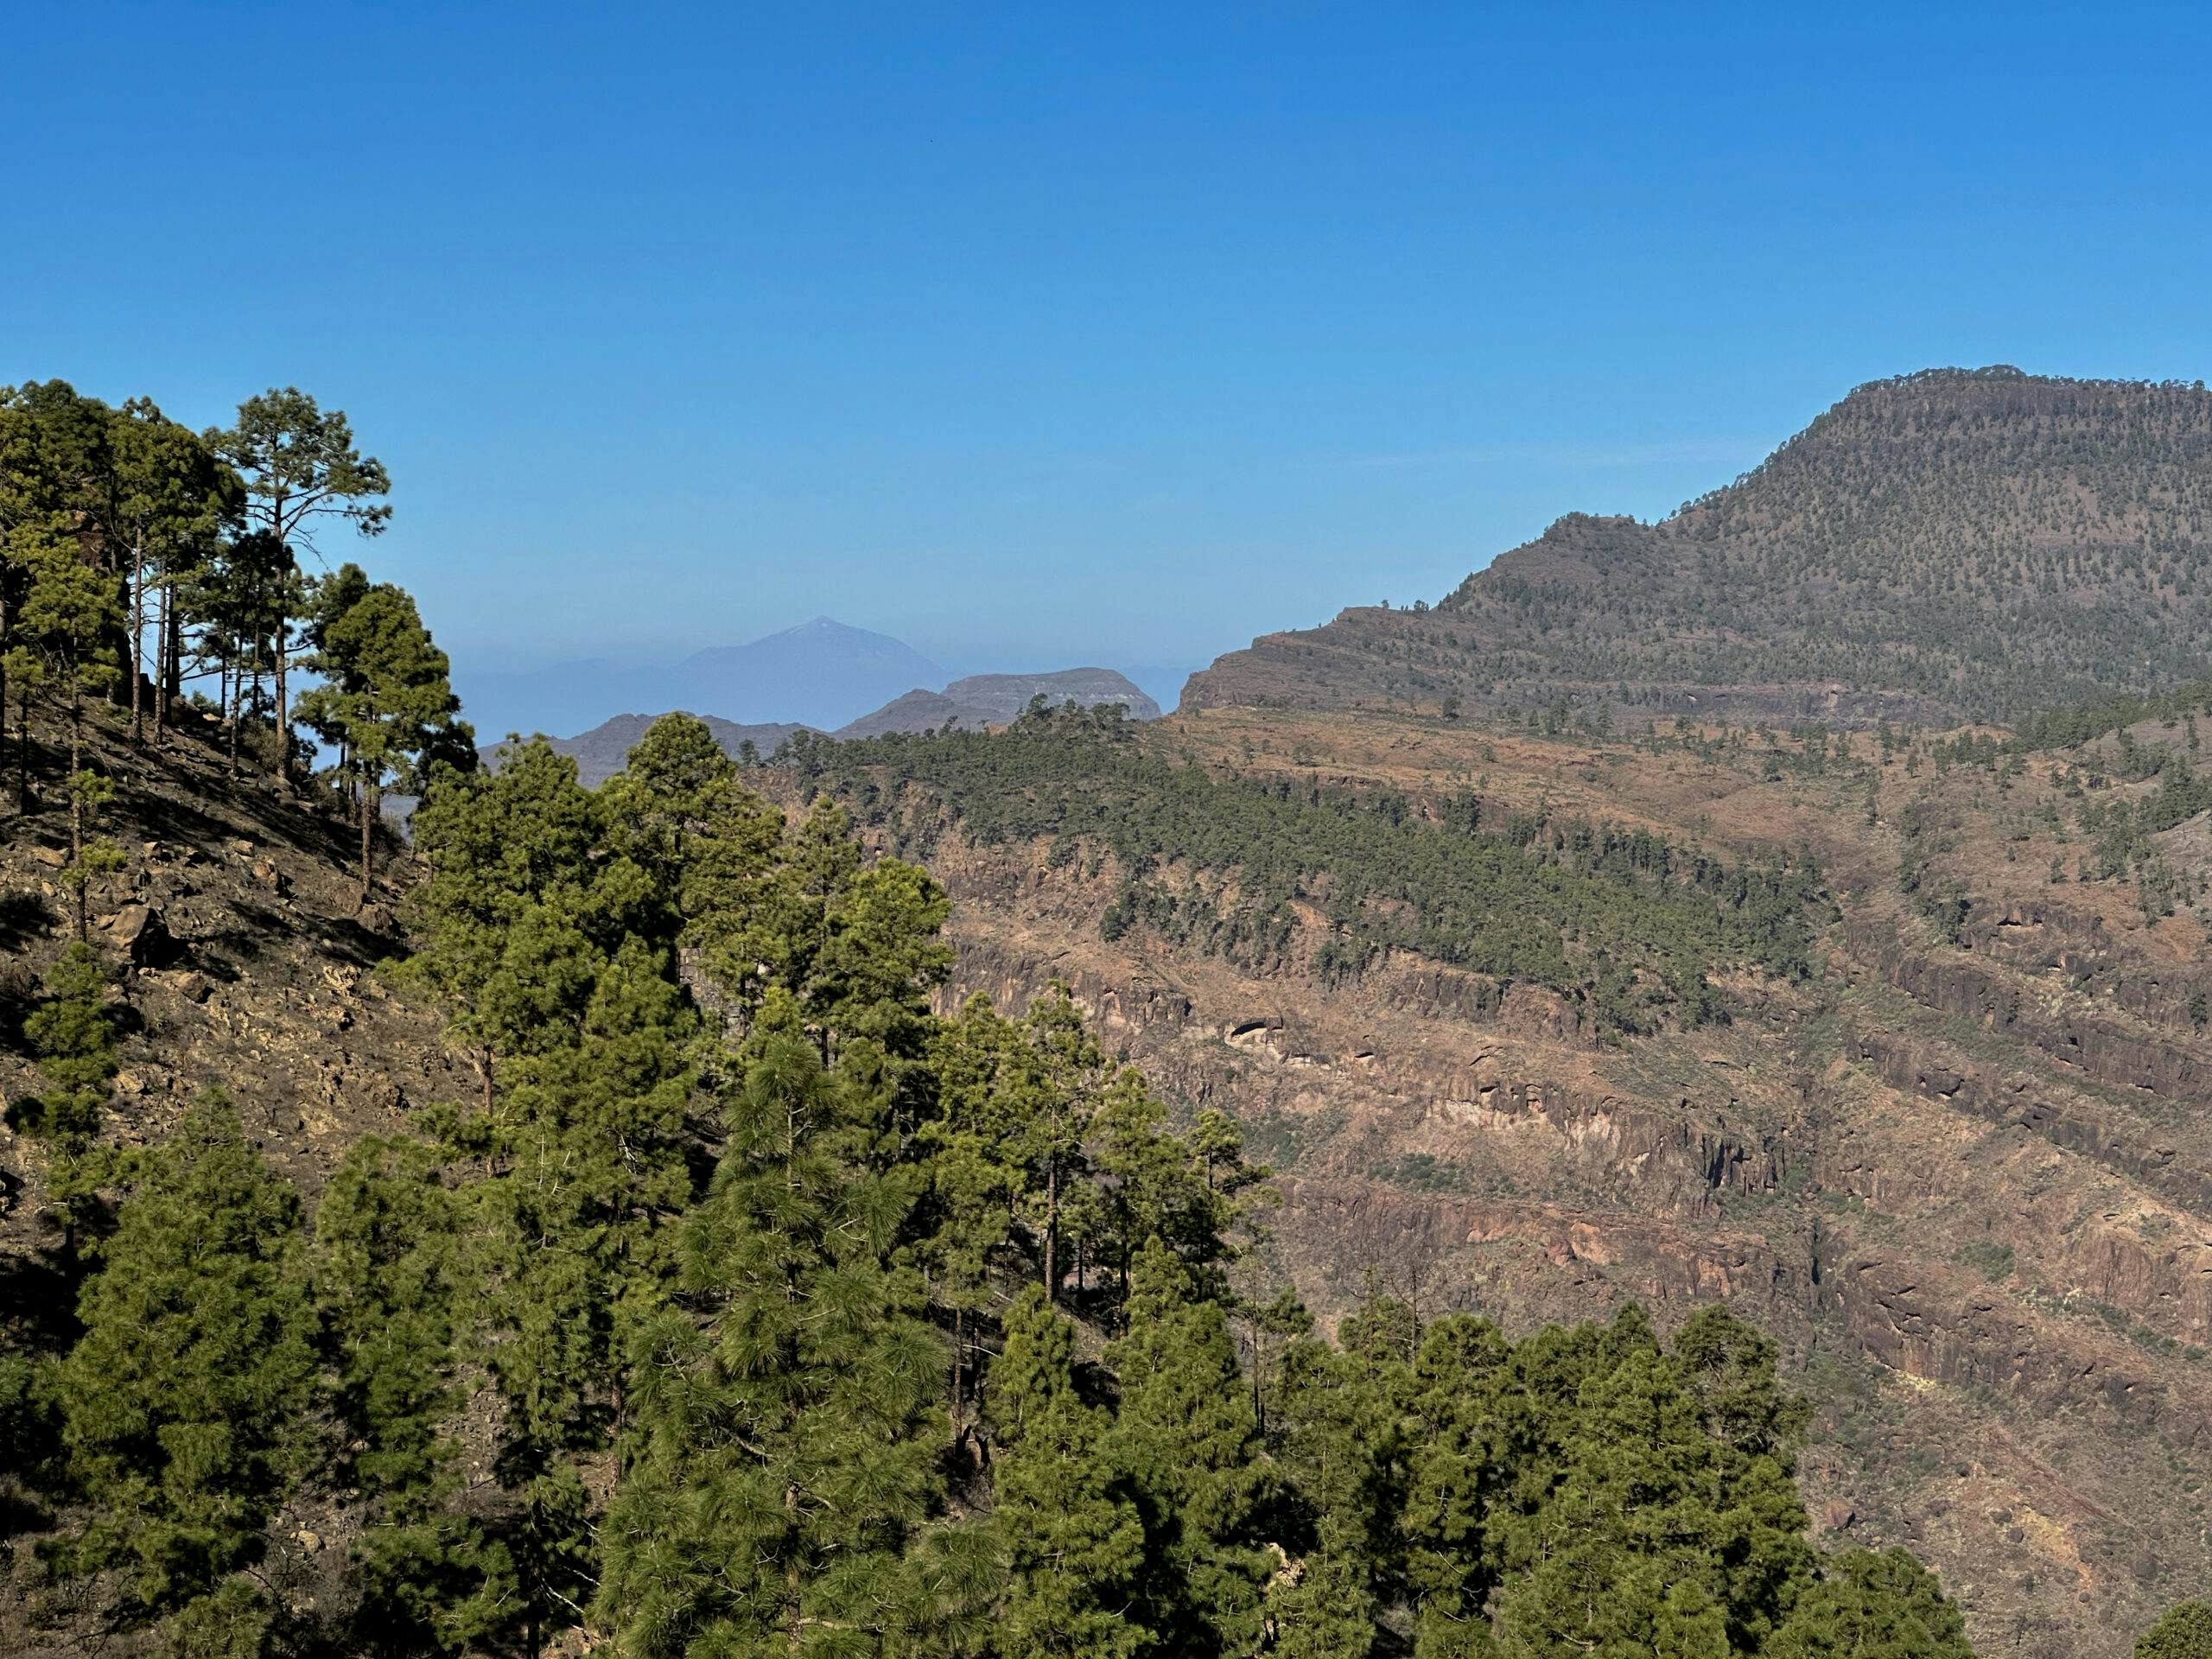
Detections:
[1185, 367, 2212, 725]
[457, 616, 945, 738]
[665, 617, 944, 729]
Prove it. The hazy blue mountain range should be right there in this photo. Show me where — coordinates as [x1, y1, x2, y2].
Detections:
[456, 617, 946, 741]
[512, 666, 1162, 785]
[459, 616, 1168, 755]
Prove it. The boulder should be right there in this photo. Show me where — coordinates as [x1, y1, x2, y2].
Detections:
[105, 903, 182, 968]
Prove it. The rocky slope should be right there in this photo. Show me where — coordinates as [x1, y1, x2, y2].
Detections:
[0, 714, 473, 1218]
[1185, 368, 2212, 727]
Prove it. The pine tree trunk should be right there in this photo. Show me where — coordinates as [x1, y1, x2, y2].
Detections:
[129, 534, 145, 744]
[950, 1305, 967, 1445]
[14, 684, 29, 815]
[1045, 1158, 1059, 1302]
[785, 1484, 803, 1652]
[152, 577, 168, 745]
[359, 779, 378, 903]
[273, 615, 289, 784]
[69, 677, 86, 942]
[161, 585, 181, 732]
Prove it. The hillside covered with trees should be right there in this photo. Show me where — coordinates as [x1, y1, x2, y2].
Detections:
[3, 697, 1993, 1659]
[1183, 368, 2212, 727]
[791, 703, 1824, 1038]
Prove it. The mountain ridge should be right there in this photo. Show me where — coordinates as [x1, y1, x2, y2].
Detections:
[1184, 366, 2212, 725]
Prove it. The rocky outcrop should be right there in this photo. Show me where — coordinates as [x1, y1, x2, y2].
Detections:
[1859, 925, 2212, 1104]
[1847, 1021, 2212, 1213]
[1810, 1240, 2212, 1447]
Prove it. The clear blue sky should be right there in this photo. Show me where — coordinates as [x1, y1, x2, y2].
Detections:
[9, 3, 2211, 707]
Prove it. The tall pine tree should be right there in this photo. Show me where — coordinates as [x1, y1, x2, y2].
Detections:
[51, 1095, 316, 1649]
[595, 1002, 987, 1656]
[986, 1287, 1148, 1659]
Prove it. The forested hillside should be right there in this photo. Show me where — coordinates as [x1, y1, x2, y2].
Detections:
[1184, 368, 2212, 726]
[791, 706, 1823, 1035]
[10, 372, 2212, 1659]
[1, 699, 1988, 1659]
[795, 696, 2212, 1659]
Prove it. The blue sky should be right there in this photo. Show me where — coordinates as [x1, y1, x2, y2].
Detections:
[8, 3, 2211, 709]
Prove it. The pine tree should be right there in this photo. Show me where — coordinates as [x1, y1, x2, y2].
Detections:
[985, 1287, 1147, 1659]
[107, 398, 234, 745]
[403, 738, 608, 1107]
[289, 580, 471, 900]
[443, 939, 703, 1659]
[184, 528, 289, 770]
[921, 995, 1034, 1442]
[1106, 1240, 1275, 1656]
[14, 521, 126, 931]
[14, 941, 116, 1139]
[9, 942, 124, 1249]
[294, 561, 376, 778]
[1089, 1075, 1268, 1320]
[208, 389, 391, 781]
[1263, 1336, 1400, 1659]
[312, 1134, 511, 1656]
[1394, 1312, 1511, 1656]
[1765, 1548, 1976, 1659]
[1487, 1344, 1811, 1659]
[594, 1004, 985, 1656]
[2136, 1601, 2212, 1659]
[600, 710, 786, 951]
[706, 796, 952, 1065]
[1014, 983, 1110, 1303]
[51, 1095, 316, 1646]
[0, 380, 115, 812]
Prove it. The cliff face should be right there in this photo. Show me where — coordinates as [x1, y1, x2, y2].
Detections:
[824, 702, 2212, 1659]
[1185, 369, 2212, 726]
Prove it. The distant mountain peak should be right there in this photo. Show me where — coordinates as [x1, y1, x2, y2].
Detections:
[1184, 366, 2212, 726]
